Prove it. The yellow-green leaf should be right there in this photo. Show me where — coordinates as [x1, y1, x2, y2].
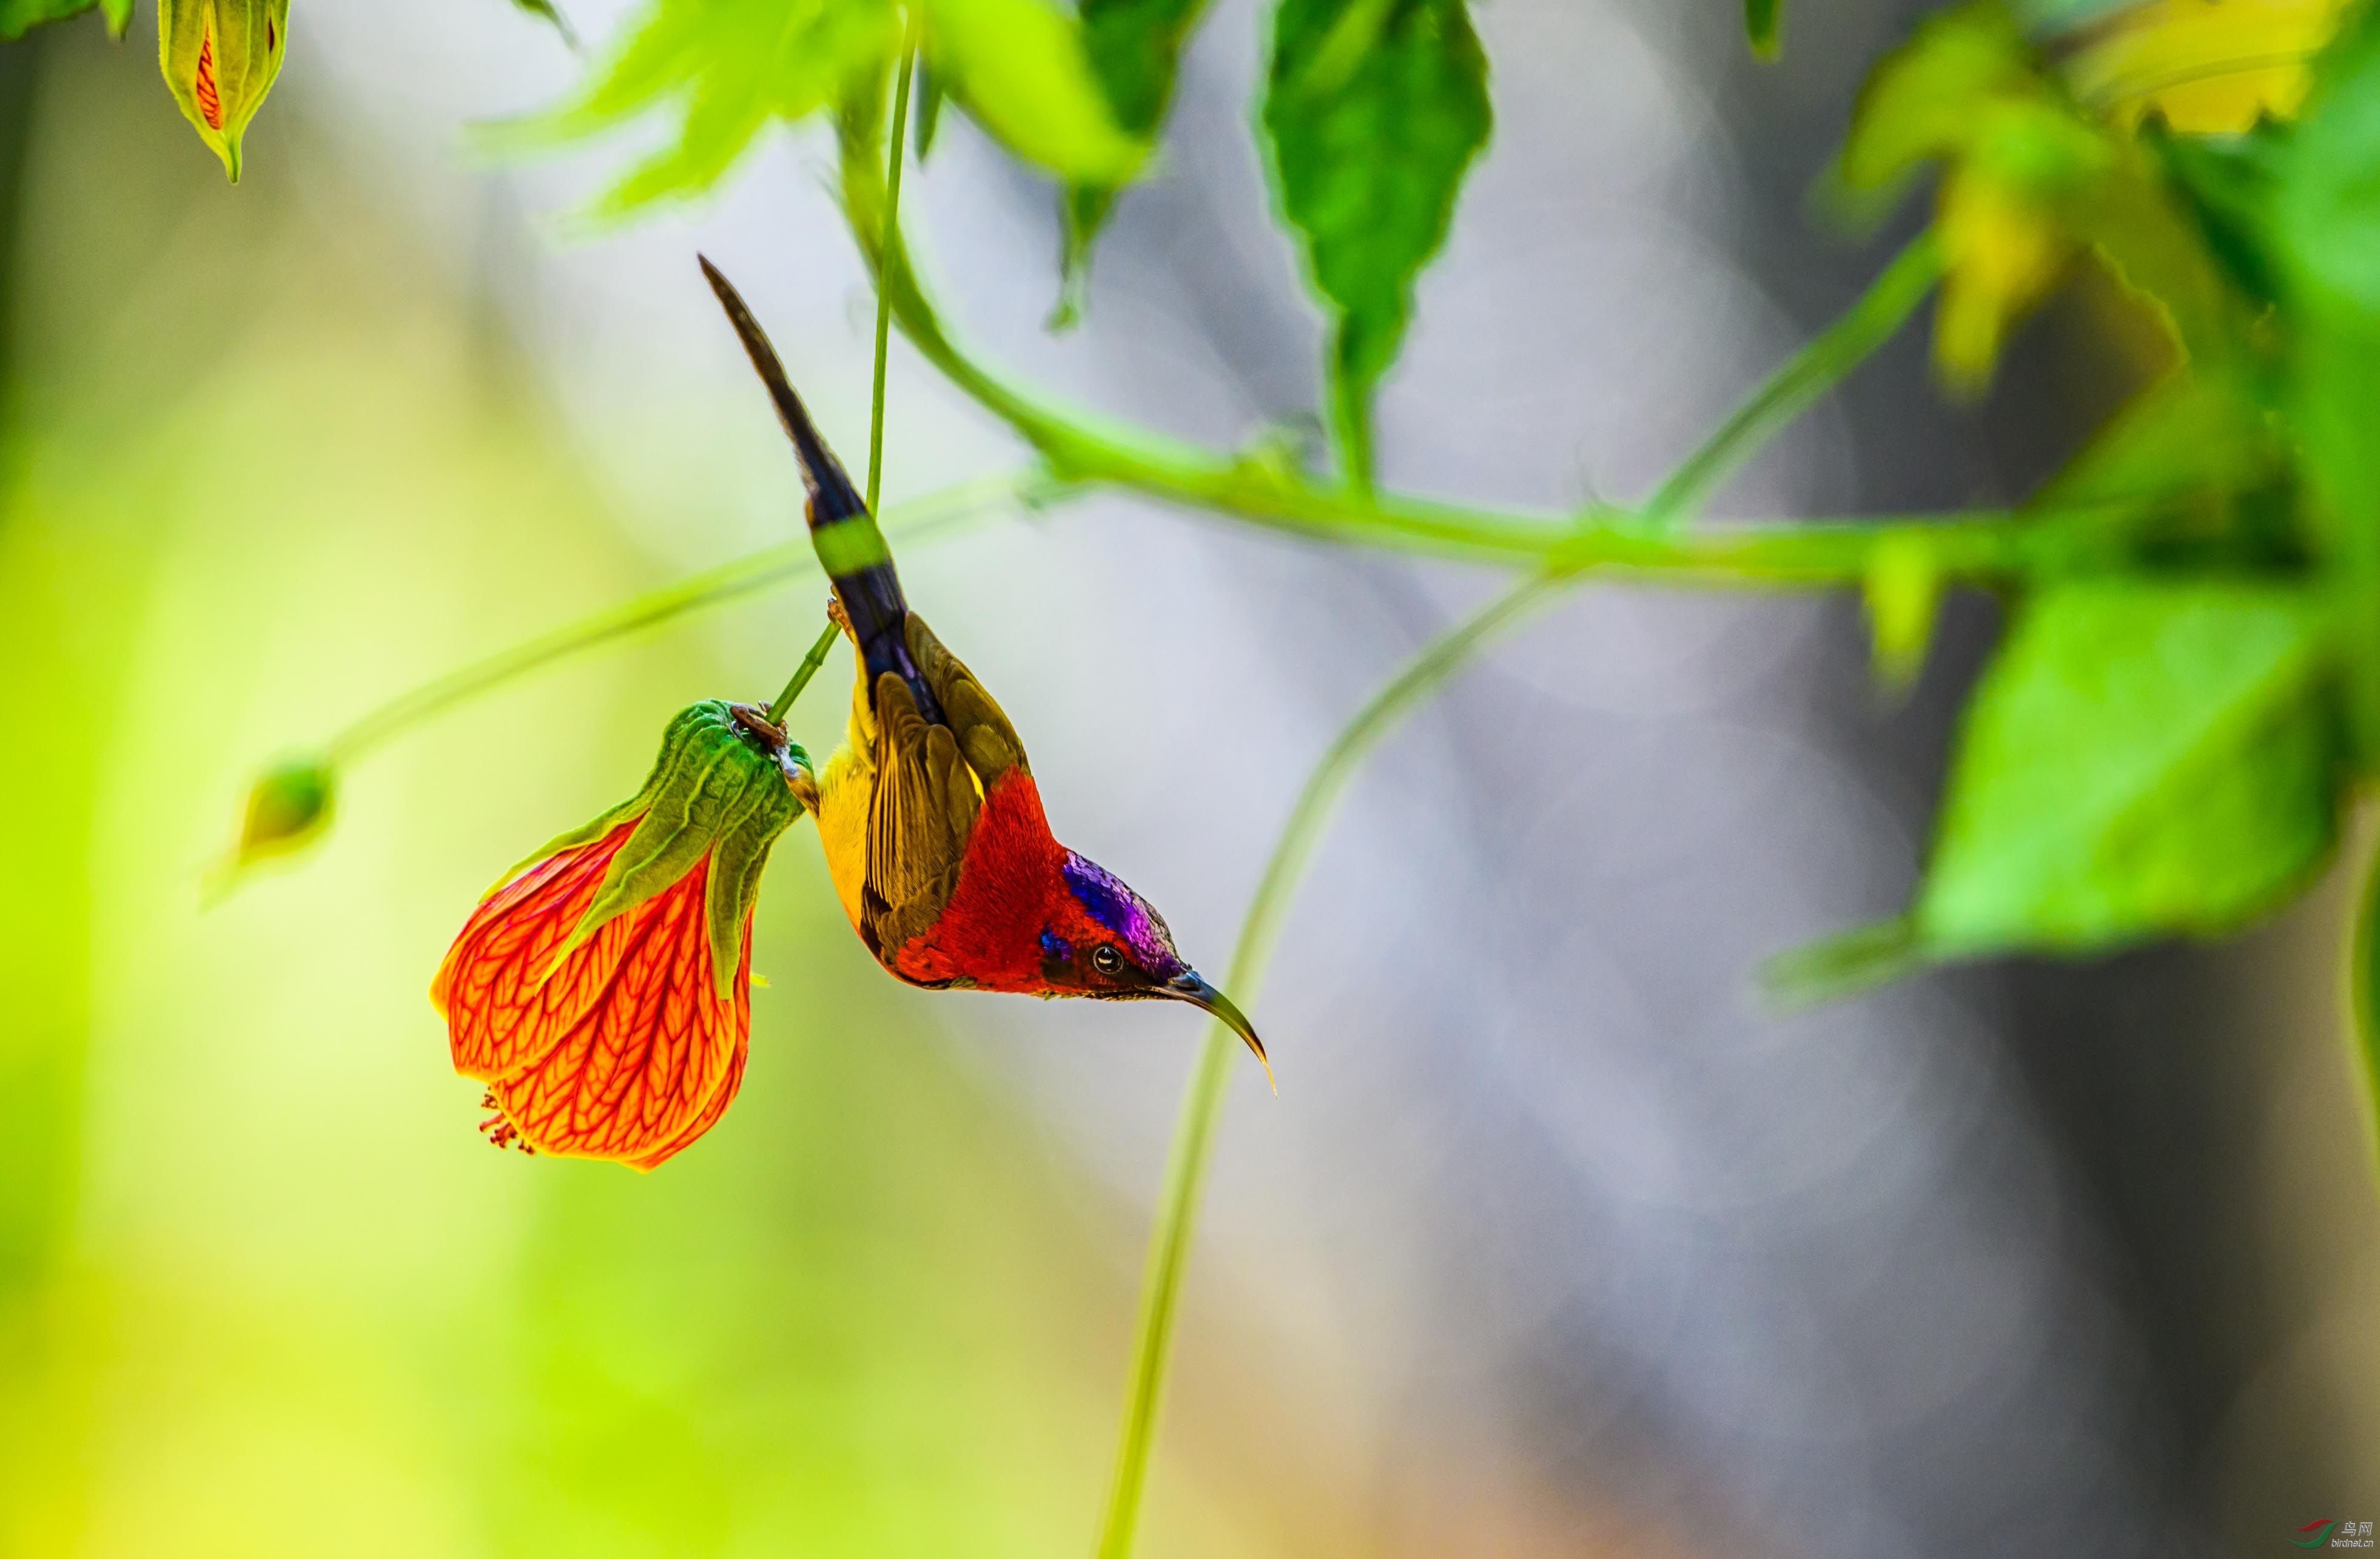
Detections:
[919, 0, 1146, 185]
[483, 0, 900, 220]
[2063, 0, 2348, 133]
[2276, 4, 2380, 762]
[1837, 4, 2234, 391]
[1061, 0, 1212, 303]
[0, 0, 110, 41]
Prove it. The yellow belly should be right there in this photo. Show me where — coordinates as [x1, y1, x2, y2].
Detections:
[815, 742, 870, 934]
[812, 659, 876, 936]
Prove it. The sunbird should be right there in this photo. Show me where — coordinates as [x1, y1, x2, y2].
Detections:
[701, 258, 1272, 1085]
[429, 261, 1268, 1171]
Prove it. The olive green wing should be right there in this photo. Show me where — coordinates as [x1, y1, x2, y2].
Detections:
[861, 669, 981, 966]
[905, 613, 1031, 785]
[855, 613, 1034, 969]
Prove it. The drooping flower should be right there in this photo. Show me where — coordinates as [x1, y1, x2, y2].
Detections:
[432, 701, 807, 1170]
[158, 0, 291, 183]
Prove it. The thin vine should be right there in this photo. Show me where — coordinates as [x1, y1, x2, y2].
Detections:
[1086, 223, 1948, 1559]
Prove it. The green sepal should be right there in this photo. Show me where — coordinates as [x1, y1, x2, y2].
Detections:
[158, 0, 291, 183]
[534, 701, 808, 1002]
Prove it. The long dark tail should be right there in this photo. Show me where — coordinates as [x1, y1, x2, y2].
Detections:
[698, 255, 943, 724]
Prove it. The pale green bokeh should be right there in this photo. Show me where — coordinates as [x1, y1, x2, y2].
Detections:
[0, 34, 1297, 1559]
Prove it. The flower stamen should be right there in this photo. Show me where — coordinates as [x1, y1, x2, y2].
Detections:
[477, 1091, 536, 1154]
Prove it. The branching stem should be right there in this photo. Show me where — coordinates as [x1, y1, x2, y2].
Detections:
[1080, 226, 1949, 1559]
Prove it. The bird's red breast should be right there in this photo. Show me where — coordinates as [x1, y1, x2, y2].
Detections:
[889, 770, 1068, 992]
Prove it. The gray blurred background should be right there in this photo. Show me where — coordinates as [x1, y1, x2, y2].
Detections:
[4, 1, 2376, 1555]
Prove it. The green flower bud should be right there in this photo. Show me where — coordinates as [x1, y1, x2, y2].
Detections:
[236, 757, 335, 866]
[158, 0, 291, 183]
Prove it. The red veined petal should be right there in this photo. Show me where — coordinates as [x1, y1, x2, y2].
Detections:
[625, 922, 753, 1171]
[481, 859, 750, 1169]
[193, 25, 224, 132]
[432, 820, 640, 1083]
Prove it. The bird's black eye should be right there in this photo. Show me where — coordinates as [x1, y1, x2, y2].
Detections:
[1092, 944, 1124, 975]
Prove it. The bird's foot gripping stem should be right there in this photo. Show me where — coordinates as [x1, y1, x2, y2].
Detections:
[728, 702, 819, 810]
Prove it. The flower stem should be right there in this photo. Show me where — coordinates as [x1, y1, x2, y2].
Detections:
[765, 621, 842, 727]
[320, 473, 1045, 767]
[1087, 228, 1946, 1559]
[868, 38, 918, 518]
[1644, 230, 1945, 521]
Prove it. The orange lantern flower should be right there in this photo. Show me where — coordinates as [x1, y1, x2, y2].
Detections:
[432, 701, 807, 1170]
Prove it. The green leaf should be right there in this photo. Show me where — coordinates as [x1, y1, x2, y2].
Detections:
[507, 0, 577, 47]
[1060, 0, 1212, 303]
[1263, 0, 1491, 490]
[0, 0, 96, 41]
[482, 0, 900, 220]
[918, 0, 1146, 184]
[1836, 5, 2038, 204]
[1914, 582, 2339, 958]
[1834, 4, 2235, 390]
[0, 0, 128, 39]
[2274, 5, 2380, 762]
[1745, 0, 1780, 61]
[2143, 116, 2290, 308]
[2029, 370, 2277, 551]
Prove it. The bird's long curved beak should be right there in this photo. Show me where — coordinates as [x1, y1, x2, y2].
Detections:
[1165, 971, 1274, 1094]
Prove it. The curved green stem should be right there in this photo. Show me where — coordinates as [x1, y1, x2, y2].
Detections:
[867, 38, 919, 519]
[1645, 231, 1944, 521]
[1085, 225, 1949, 1559]
[1087, 574, 1554, 1559]
[833, 146, 2025, 579]
[321, 473, 1046, 766]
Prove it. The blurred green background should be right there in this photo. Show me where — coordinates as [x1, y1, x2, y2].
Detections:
[0, 22, 1319, 1559]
